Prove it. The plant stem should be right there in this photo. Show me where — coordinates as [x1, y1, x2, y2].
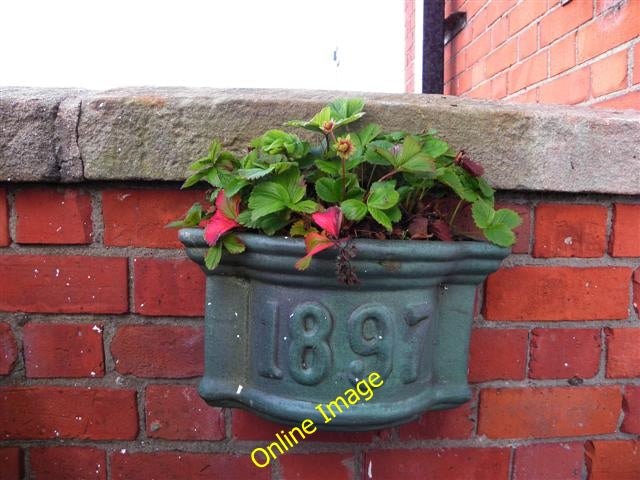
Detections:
[377, 169, 399, 183]
[449, 199, 464, 226]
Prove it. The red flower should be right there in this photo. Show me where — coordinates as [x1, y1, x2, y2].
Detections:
[203, 190, 241, 246]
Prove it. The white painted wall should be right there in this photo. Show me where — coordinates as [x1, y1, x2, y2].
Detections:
[1, 0, 405, 93]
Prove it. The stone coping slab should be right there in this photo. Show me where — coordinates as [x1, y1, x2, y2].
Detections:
[1, 87, 639, 194]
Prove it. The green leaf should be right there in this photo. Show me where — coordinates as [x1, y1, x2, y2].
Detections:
[476, 177, 495, 199]
[257, 211, 292, 235]
[356, 123, 381, 146]
[398, 136, 422, 164]
[315, 177, 342, 203]
[237, 165, 276, 180]
[166, 203, 203, 228]
[367, 181, 400, 210]
[290, 220, 315, 237]
[222, 234, 245, 254]
[274, 168, 306, 205]
[220, 176, 249, 197]
[341, 199, 367, 221]
[471, 199, 495, 229]
[364, 140, 394, 165]
[315, 159, 342, 176]
[182, 169, 211, 188]
[493, 208, 522, 229]
[204, 243, 223, 270]
[372, 146, 398, 168]
[422, 137, 449, 158]
[290, 200, 319, 214]
[384, 205, 402, 223]
[329, 98, 364, 119]
[368, 206, 392, 232]
[483, 224, 516, 247]
[248, 182, 288, 220]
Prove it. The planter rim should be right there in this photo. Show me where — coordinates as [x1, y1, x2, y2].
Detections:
[179, 228, 510, 289]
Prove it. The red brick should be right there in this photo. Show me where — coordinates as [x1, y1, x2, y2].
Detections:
[592, 50, 628, 97]
[508, 51, 548, 94]
[508, 0, 548, 35]
[634, 268, 640, 316]
[398, 400, 474, 440]
[0, 187, 9, 247]
[509, 88, 538, 104]
[596, 0, 623, 14]
[513, 442, 583, 480]
[102, 189, 204, 248]
[466, 32, 492, 68]
[533, 203, 608, 258]
[457, 69, 473, 94]
[30, 447, 106, 480]
[0, 322, 17, 375]
[468, 81, 492, 99]
[606, 328, 640, 378]
[550, 32, 577, 76]
[486, 38, 518, 77]
[111, 325, 203, 378]
[577, 0, 640, 62]
[491, 72, 508, 98]
[364, 448, 510, 480]
[540, 0, 592, 47]
[486, 0, 517, 26]
[469, 329, 528, 382]
[593, 90, 640, 110]
[586, 440, 640, 480]
[111, 452, 269, 480]
[490, 18, 509, 47]
[15, 188, 92, 244]
[518, 25, 538, 60]
[231, 409, 379, 443]
[466, 0, 489, 19]
[134, 258, 205, 317]
[485, 266, 631, 321]
[452, 21, 474, 53]
[145, 385, 224, 441]
[280, 453, 354, 480]
[529, 328, 601, 379]
[0, 255, 128, 314]
[0, 386, 138, 440]
[479, 387, 621, 439]
[539, 67, 591, 104]
[609, 204, 640, 257]
[622, 386, 640, 434]
[635, 43, 640, 85]
[23, 323, 104, 378]
[471, 6, 489, 39]
[0, 448, 22, 480]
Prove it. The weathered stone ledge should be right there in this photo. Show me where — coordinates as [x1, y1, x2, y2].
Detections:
[1, 87, 639, 194]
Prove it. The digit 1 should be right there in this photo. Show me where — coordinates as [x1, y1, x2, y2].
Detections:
[257, 300, 283, 379]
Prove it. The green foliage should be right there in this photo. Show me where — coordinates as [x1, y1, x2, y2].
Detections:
[171, 98, 521, 272]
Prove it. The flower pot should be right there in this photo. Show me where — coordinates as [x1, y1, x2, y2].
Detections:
[180, 228, 509, 431]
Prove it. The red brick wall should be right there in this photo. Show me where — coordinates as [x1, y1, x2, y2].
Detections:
[406, 0, 640, 109]
[1, 184, 640, 479]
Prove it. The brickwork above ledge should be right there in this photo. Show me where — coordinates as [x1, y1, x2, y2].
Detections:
[1, 87, 640, 193]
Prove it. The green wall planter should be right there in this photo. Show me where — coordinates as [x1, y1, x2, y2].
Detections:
[180, 228, 509, 431]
